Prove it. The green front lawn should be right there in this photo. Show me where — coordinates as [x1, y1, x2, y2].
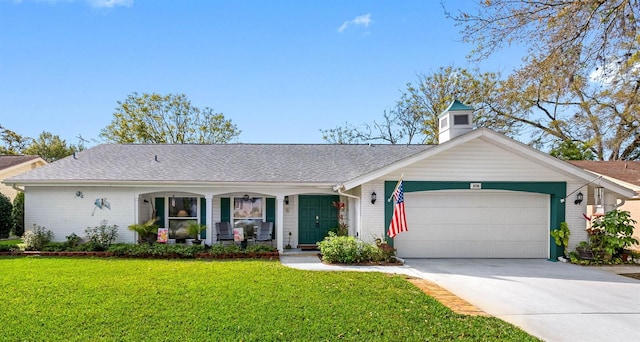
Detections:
[0, 238, 20, 246]
[0, 258, 538, 341]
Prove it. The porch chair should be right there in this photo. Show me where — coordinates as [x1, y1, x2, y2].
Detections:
[216, 222, 234, 244]
[255, 221, 274, 247]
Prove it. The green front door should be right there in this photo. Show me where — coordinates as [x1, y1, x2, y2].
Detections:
[298, 195, 339, 245]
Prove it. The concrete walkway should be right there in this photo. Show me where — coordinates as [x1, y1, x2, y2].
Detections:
[280, 255, 640, 341]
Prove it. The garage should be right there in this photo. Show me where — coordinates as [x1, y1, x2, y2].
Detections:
[394, 190, 549, 258]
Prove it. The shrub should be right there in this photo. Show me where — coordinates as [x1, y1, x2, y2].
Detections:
[85, 224, 118, 251]
[11, 192, 25, 237]
[588, 210, 638, 258]
[318, 232, 393, 264]
[0, 193, 12, 239]
[245, 244, 277, 253]
[65, 233, 81, 248]
[42, 242, 69, 252]
[550, 222, 570, 256]
[21, 224, 53, 251]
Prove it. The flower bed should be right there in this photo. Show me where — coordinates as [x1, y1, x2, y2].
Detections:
[0, 244, 279, 260]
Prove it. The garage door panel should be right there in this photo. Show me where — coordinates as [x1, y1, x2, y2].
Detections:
[396, 191, 549, 258]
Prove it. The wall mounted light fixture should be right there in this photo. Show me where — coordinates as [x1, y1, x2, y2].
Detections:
[371, 191, 377, 204]
[574, 192, 584, 205]
[243, 194, 251, 201]
[284, 196, 289, 205]
[75, 191, 83, 198]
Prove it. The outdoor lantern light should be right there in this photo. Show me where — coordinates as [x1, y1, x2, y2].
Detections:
[243, 194, 250, 201]
[575, 192, 584, 205]
[371, 191, 377, 204]
[284, 196, 289, 205]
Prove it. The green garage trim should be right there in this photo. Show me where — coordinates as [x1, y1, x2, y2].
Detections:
[384, 181, 566, 260]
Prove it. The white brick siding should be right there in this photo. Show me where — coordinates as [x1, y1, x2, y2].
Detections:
[24, 186, 136, 243]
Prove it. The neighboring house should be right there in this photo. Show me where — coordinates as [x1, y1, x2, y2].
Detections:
[0, 155, 47, 201]
[4, 101, 636, 260]
[567, 161, 640, 251]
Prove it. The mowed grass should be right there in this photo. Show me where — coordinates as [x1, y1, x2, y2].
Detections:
[0, 238, 20, 246]
[0, 258, 539, 341]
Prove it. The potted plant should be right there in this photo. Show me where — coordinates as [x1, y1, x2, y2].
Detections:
[186, 222, 206, 245]
[128, 218, 159, 245]
[550, 222, 570, 257]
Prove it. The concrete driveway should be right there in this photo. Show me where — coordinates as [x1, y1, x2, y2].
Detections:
[404, 259, 640, 341]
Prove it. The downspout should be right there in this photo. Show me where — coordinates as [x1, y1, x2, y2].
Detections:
[336, 185, 361, 239]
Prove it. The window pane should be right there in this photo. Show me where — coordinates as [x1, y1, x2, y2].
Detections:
[453, 114, 469, 125]
[168, 197, 198, 217]
[233, 197, 263, 219]
[169, 219, 198, 239]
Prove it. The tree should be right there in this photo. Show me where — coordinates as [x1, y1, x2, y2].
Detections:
[11, 192, 25, 237]
[0, 193, 12, 239]
[550, 140, 595, 161]
[0, 125, 31, 155]
[449, 0, 640, 159]
[23, 131, 78, 162]
[1, 125, 81, 162]
[100, 93, 241, 144]
[321, 66, 505, 144]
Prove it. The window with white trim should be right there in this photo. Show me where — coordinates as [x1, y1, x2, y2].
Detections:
[167, 197, 199, 239]
[233, 196, 264, 238]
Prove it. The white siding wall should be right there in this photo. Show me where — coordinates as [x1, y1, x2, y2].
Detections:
[360, 180, 385, 244]
[370, 138, 588, 245]
[25, 186, 136, 243]
[566, 182, 588, 252]
[386, 139, 574, 182]
[283, 195, 298, 248]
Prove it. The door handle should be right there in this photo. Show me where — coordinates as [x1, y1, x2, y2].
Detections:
[315, 215, 319, 226]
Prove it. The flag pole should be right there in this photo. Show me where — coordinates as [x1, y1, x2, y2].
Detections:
[387, 173, 404, 202]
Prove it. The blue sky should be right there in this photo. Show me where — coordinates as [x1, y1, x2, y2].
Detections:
[0, 0, 521, 145]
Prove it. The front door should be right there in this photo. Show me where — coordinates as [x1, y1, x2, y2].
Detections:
[298, 195, 339, 244]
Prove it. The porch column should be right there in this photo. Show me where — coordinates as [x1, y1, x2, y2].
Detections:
[133, 194, 140, 244]
[205, 193, 214, 246]
[276, 195, 285, 252]
[352, 197, 361, 239]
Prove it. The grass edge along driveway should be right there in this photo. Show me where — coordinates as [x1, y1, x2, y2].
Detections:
[0, 258, 539, 341]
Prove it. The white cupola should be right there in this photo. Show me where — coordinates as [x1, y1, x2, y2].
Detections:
[438, 99, 474, 144]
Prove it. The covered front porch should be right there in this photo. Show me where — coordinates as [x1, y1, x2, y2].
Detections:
[133, 187, 362, 252]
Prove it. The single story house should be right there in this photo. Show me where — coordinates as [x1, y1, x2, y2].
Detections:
[4, 101, 636, 259]
[567, 161, 640, 251]
[0, 155, 47, 201]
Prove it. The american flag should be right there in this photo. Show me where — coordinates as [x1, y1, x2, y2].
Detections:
[388, 180, 408, 238]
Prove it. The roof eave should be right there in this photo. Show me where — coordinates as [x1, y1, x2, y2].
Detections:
[338, 128, 637, 198]
[3, 179, 338, 189]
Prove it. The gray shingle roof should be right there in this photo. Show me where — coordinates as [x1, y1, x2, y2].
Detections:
[0, 155, 41, 171]
[6, 144, 433, 184]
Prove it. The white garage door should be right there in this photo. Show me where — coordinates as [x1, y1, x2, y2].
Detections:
[395, 190, 549, 258]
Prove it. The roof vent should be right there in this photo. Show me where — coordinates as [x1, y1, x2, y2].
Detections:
[438, 100, 474, 144]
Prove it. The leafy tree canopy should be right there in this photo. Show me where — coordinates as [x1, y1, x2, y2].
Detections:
[0, 125, 79, 162]
[100, 93, 241, 144]
[448, 0, 640, 160]
[321, 66, 504, 144]
[550, 140, 596, 161]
